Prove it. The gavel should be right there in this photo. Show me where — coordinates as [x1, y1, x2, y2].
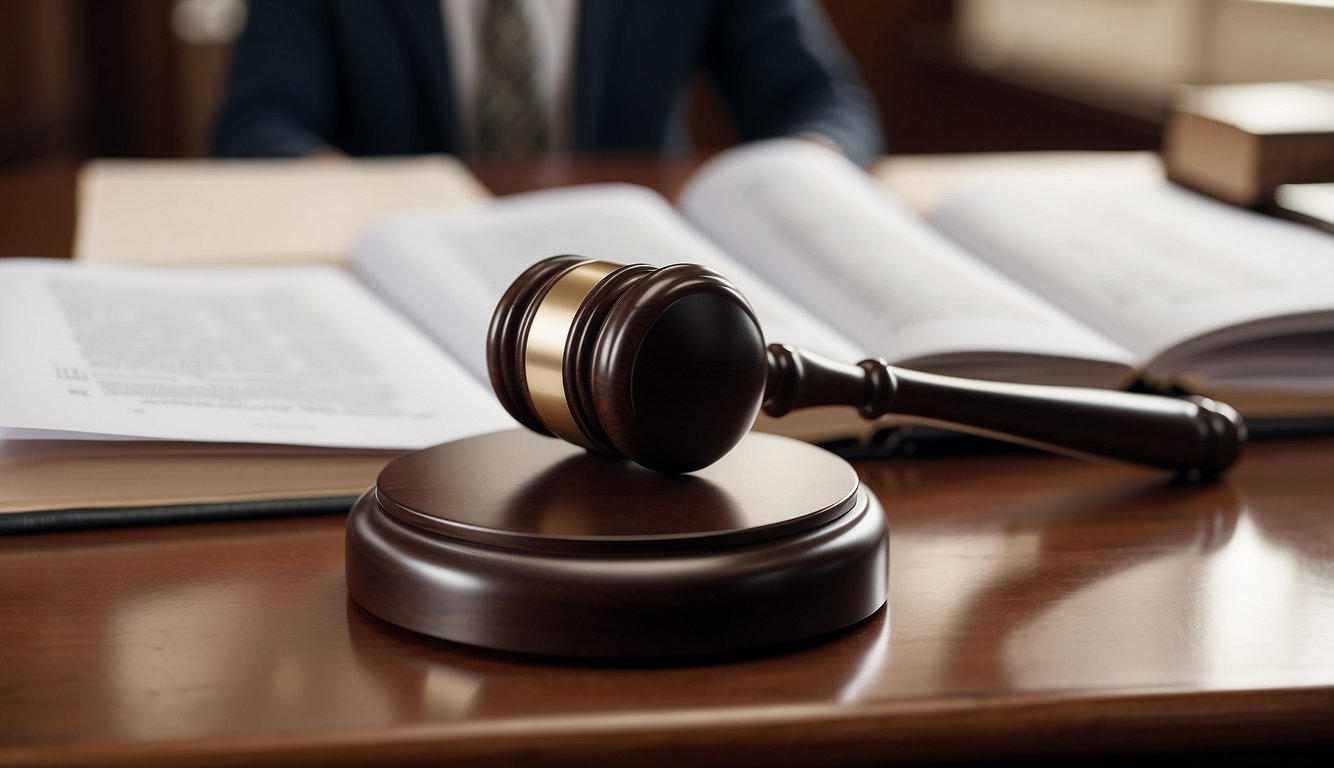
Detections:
[488, 256, 1245, 476]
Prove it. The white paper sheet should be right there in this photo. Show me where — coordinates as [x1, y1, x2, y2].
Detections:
[0, 260, 513, 449]
[679, 141, 1136, 385]
[351, 184, 868, 383]
[930, 179, 1334, 363]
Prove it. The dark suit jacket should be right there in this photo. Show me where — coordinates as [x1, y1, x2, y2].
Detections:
[212, 0, 883, 164]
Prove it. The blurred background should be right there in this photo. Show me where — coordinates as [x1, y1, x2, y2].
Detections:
[3, 0, 1334, 165]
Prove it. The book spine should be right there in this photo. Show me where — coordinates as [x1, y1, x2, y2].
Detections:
[0, 496, 359, 535]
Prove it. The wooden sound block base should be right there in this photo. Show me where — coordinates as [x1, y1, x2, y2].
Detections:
[346, 430, 888, 658]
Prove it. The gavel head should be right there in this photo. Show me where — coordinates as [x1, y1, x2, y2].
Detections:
[487, 255, 768, 473]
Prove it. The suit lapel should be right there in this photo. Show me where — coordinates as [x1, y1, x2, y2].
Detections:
[574, 0, 624, 150]
[387, 0, 459, 152]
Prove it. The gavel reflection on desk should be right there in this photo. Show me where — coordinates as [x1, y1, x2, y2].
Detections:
[488, 256, 1245, 477]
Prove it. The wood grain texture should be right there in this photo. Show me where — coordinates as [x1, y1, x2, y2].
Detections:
[372, 432, 859, 552]
[765, 344, 1244, 476]
[489, 257, 768, 472]
[2, 159, 1333, 766]
[588, 263, 765, 472]
[3, 436, 1333, 766]
[0, 162, 76, 260]
[348, 432, 885, 657]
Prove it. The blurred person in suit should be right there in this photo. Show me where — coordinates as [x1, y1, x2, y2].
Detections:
[212, 0, 883, 165]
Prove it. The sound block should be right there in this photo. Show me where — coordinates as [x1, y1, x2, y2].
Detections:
[346, 430, 888, 658]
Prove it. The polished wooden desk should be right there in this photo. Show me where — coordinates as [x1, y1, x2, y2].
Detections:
[1, 157, 1332, 767]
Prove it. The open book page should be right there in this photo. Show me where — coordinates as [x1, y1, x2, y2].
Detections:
[350, 184, 867, 385]
[1276, 182, 1334, 235]
[928, 181, 1334, 393]
[678, 141, 1136, 387]
[873, 151, 1163, 214]
[0, 260, 512, 449]
[74, 156, 489, 266]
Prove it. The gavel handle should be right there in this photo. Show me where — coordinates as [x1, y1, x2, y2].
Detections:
[763, 345, 1245, 476]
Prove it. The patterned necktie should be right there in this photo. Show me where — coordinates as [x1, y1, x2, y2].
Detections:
[475, 0, 548, 161]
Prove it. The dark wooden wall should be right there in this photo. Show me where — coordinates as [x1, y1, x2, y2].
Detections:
[0, 0, 1159, 167]
[0, 1, 83, 164]
[822, 0, 1158, 153]
[0, 0, 234, 164]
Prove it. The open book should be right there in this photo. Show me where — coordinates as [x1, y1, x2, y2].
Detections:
[5, 141, 1333, 529]
[356, 140, 1334, 420]
[0, 262, 514, 530]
